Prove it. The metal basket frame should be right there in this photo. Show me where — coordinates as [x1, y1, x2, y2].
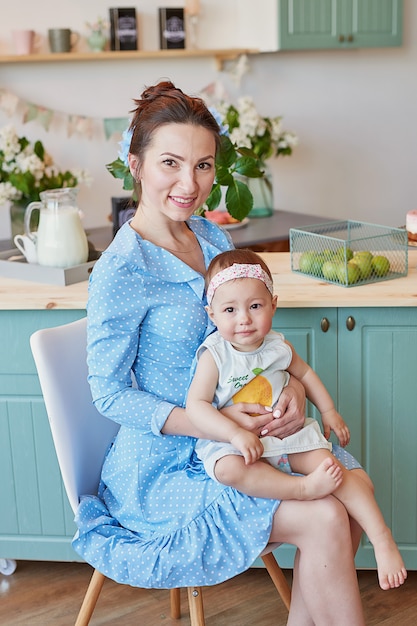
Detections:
[290, 220, 408, 288]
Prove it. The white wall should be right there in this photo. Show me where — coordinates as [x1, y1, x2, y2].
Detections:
[0, 0, 416, 239]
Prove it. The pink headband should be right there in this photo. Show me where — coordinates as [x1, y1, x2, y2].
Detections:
[206, 263, 274, 305]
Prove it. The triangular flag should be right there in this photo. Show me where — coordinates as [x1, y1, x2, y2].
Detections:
[22, 102, 39, 124]
[103, 117, 129, 140]
[37, 107, 54, 130]
[0, 89, 20, 116]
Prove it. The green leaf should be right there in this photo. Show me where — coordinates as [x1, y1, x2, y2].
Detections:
[205, 183, 222, 211]
[106, 158, 129, 180]
[225, 105, 239, 131]
[216, 135, 237, 169]
[225, 179, 253, 221]
[215, 165, 234, 187]
[236, 146, 258, 158]
[122, 171, 134, 191]
[234, 156, 264, 178]
[33, 140, 45, 161]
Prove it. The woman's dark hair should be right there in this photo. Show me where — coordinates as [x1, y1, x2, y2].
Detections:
[129, 81, 221, 180]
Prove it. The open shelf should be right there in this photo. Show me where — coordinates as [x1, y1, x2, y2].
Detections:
[0, 48, 258, 71]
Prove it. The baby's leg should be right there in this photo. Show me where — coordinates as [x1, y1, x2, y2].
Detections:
[214, 453, 342, 501]
[289, 449, 407, 591]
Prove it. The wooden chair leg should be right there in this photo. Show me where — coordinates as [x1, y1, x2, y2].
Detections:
[75, 569, 106, 626]
[187, 586, 205, 626]
[261, 552, 291, 611]
[170, 588, 181, 619]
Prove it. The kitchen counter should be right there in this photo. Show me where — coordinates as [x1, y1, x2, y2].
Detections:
[0, 250, 416, 310]
[1, 252, 416, 569]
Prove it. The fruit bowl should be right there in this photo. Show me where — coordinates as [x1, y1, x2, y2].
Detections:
[290, 220, 408, 288]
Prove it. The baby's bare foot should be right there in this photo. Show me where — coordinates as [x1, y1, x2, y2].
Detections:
[373, 530, 407, 590]
[300, 457, 343, 500]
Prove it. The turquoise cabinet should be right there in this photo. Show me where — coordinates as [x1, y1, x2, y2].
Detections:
[1, 305, 416, 569]
[271, 306, 417, 569]
[337, 307, 417, 568]
[0, 310, 85, 562]
[279, 0, 403, 50]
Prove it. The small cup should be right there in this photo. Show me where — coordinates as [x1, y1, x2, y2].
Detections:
[48, 28, 79, 53]
[12, 29, 39, 55]
[14, 234, 38, 264]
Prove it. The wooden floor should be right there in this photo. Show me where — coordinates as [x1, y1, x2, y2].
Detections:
[1, 560, 416, 625]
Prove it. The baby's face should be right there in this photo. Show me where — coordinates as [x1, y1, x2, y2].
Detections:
[207, 277, 277, 352]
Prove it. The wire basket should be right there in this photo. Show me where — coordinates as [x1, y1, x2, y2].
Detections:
[290, 220, 408, 287]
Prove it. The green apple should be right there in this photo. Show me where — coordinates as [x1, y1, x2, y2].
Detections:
[372, 255, 390, 277]
[352, 251, 373, 279]
[322, 249, 335, 261]
[335, 246, 354, 262]
[299, 251, 323, 276]
[322, 259, 343, 282]
[337, 260, 361, 285]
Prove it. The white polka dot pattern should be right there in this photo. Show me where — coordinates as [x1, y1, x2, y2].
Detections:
[73, 216, 362, 588]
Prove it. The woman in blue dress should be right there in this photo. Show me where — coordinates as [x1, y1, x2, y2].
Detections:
[73, 81, 367, 624]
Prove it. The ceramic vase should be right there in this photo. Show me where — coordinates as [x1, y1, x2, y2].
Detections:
[87, 32, 107, 52]
[247, 164, 274, 218]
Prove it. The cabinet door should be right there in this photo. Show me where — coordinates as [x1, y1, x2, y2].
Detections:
[0, 310, 86, 562]
[266, 307, 337, 567]
[338, 307, 417, 569]
[279, 0, 402, 50]
[353, 0, 403, 48]
[273, 307, 338, 417]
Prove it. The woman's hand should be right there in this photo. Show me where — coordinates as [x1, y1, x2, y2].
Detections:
[220, 403, 275, 435]
[221, 376, 306, 440]
[264, 376, 306, 439]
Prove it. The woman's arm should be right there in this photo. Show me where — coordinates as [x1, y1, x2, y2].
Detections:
[161, 405, 207, 438]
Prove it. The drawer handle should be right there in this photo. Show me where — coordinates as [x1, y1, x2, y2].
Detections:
[346, 316, 355, 331]
[339, 34, 345, 42]
[347, 34, 354, 42]
[320, 317, 330, 332]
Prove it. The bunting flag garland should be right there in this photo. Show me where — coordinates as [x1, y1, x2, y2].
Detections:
[0, 65, 248, 140]
[0, 87, 129, 141]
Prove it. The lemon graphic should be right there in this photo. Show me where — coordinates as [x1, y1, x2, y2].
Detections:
[232, 368, 273, 415]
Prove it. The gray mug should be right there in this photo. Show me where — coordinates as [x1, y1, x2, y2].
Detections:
[48, 28, 79, 53]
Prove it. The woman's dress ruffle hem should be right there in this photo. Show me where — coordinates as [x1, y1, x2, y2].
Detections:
[72, 487, 279, 589]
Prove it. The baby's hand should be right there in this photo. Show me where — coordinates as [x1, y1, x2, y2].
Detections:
[230, 430, 264, 464]
[322, 409, 350, 447]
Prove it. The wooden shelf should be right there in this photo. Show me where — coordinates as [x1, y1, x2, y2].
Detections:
[0, 48, 257, 71]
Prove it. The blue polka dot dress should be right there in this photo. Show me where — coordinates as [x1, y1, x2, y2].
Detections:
[72, 215, 361, 589]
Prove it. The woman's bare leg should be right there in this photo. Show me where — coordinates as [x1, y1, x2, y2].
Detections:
[280, 470, 366, 626]
[289, 451, 407, 590]
[269, 496, 365, 626]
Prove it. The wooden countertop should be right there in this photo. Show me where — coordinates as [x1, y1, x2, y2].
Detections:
[1, 250, 416, 311]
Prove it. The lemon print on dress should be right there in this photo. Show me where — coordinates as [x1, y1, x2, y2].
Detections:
[232, 368, 272, 415]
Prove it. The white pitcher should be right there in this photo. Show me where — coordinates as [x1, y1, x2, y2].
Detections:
[24, 188, 89, 268]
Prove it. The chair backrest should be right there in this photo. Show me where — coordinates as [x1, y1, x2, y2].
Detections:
[30, 317, 119, 513]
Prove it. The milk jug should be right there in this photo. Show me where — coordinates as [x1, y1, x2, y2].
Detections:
[24, 188, 89, 268]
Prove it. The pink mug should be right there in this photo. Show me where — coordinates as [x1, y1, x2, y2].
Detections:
[12, 30, 39, 55]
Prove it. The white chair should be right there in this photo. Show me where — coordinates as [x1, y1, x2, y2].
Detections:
[30, 317, 291, 626]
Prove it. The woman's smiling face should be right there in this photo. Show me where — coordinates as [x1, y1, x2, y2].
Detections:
[129, 123, 216, 222]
